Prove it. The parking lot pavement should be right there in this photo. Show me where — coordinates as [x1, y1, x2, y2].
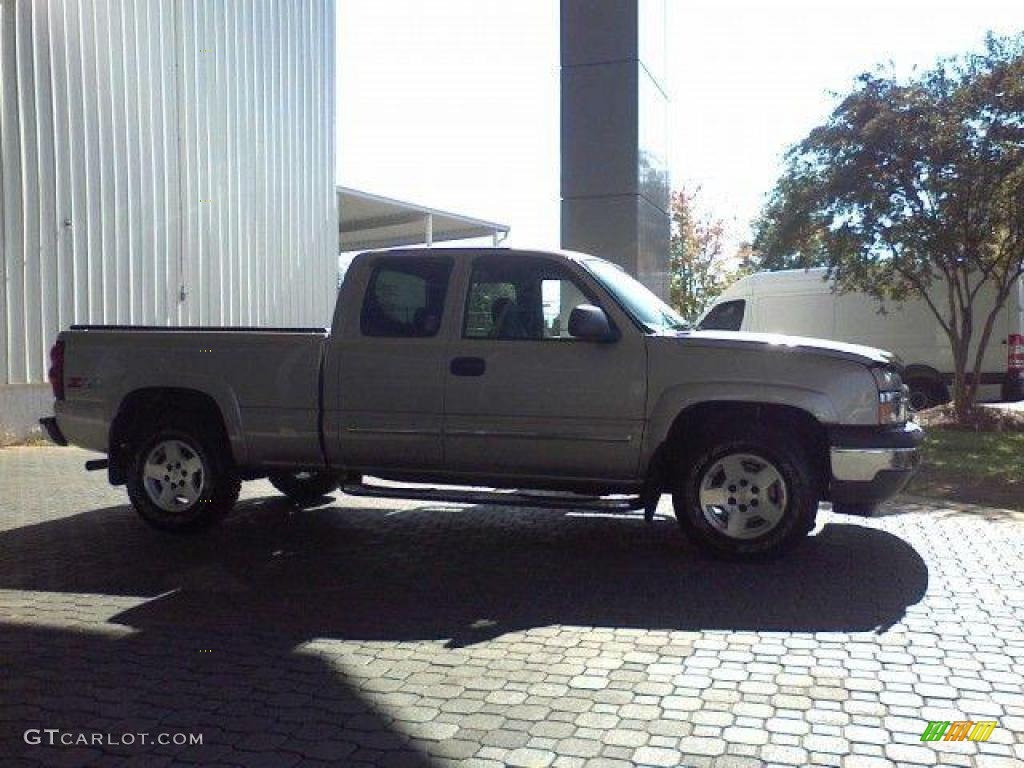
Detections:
[0, 447, 1022, 768]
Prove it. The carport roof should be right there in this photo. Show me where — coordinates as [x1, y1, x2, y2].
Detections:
[338, 186, 510, 253]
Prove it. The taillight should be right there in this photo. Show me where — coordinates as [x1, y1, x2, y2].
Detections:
[1010, 334, 1024, 373]
[48, 340, 65, 400]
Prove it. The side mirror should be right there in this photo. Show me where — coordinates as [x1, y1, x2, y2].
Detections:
[568, 304, 615, 342]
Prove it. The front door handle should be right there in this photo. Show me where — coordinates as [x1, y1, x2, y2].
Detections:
[450, 357, 486, 377]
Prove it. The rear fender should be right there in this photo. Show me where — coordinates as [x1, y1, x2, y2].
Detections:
[109, 375, 247, 466]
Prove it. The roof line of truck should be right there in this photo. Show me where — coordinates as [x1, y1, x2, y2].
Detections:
[356, 246, 602, 263]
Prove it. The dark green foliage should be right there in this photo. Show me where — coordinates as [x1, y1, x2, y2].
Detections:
[754, 33, 1024, 415]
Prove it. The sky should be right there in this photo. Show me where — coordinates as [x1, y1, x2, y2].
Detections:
[337, 0, 1024, 252]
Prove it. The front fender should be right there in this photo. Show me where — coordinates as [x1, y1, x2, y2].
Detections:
[643, 381, 837, 469]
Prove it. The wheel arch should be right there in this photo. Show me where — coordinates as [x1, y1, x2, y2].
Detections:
[108, 387, 236, 484]
[650, 400, 830, 495]
[902, 364, 944, 384]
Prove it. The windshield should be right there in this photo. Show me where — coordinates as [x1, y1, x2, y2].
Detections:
[584, 259, 687, 333]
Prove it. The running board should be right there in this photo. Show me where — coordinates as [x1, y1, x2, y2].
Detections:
[341, 482, 645, 513]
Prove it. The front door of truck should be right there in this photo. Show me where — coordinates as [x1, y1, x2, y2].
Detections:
[443, 254, 647, 482]
[336, 255, 453, 471]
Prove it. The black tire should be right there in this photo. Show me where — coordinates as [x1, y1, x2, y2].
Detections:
[906, 378, 949, 412]
[126, 421, 240, 533]
[672, 430, 819, 560]
[268, 470, 341, 506]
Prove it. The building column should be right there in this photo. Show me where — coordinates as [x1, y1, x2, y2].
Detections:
[560, 0, 670, 299]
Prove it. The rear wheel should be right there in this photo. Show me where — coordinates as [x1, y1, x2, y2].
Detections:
[268, 470, 341, 506]
[672, 431, 818, 560]
[126, 423, 239, 533]
[906, 378, 949, 412]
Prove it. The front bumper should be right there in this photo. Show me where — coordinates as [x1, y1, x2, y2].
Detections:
[39, 416, 68, 446]
[828, 422, 924, 512]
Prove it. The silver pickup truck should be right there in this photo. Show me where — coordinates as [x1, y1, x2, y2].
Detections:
[41, 248, 922, 559]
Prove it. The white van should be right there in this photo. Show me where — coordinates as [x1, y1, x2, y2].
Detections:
[697, 268, 1024, 408]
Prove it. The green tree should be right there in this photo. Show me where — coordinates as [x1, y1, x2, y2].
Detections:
[669, 187, 745, 323]
[754, 33, 1024, 416]
[750, 179, 831, 272]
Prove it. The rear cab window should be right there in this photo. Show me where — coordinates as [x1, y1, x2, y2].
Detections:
[360, 258, 453, 338]
[698, 299, 746, 331]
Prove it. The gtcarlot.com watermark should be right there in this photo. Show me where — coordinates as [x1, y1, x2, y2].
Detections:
[25, 729, 202, 747]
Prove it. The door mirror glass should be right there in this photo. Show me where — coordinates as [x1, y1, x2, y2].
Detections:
[569, 304, 615, 341]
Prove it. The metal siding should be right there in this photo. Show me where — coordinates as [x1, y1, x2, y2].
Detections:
[32, 0, 55, 384]
[0, 4, 9, 381]
[19, 0, 39, 380]
[0, 0, 337, 385]
[5, 0, 28, 382]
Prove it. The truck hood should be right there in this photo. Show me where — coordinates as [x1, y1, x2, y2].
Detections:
[667, 330, 900, 368]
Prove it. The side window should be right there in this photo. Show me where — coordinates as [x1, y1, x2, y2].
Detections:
[465, 281, 519, 338]
[464, 258, 597, 340]
[698, 299, 745, 331]
[360, 259, 452, 338]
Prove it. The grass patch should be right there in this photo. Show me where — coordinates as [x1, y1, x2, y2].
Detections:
[907, 427, 1024, 510]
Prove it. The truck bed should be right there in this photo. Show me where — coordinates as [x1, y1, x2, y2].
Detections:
[56, 325, 329, 468]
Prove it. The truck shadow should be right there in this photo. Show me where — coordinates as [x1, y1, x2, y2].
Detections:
[0, 621, 437, 766]
[0, 495, 930, 645]
[0, 496, 929, 762]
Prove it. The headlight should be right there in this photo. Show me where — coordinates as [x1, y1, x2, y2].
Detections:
[872, 368, 908, 424]
[878, 390, 908, 424]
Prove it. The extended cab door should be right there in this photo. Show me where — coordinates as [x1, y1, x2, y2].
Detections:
[334, 254, 454, 470]
[443, 254, 647, 483]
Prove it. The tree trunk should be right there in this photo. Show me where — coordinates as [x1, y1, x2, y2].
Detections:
[967, 284, 1013, 417]
[951, 288, 978, 420]
[950, 333, 972, 420]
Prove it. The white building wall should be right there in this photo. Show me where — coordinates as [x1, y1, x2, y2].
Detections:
[0, 0, 337, 387]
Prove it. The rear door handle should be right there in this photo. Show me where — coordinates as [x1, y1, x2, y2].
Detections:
[450, 357, 486, 377]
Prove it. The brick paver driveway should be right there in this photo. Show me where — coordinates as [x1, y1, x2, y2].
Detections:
[1, 447, 1022, 768]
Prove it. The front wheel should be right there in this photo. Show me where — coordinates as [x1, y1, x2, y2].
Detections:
[268, 470, 341, 506]
[673, 432, 819, 560]
[126, 423, 240, 533]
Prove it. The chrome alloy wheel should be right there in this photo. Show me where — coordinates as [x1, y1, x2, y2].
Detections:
[698, 452, 788, 540]
[142, 439, 205, 512]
